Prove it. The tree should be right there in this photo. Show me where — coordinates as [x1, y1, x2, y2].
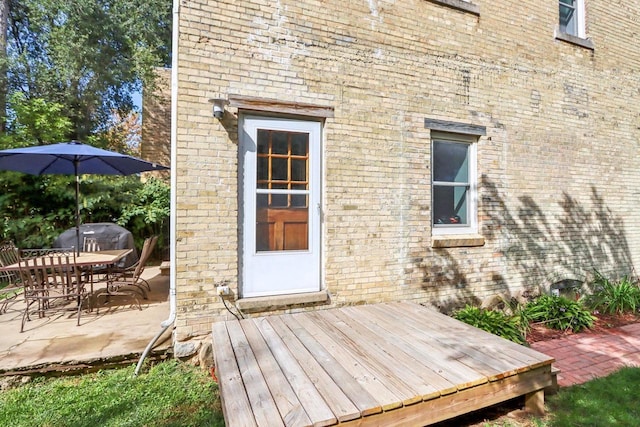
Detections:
[5, 0, 171, 140]
[0, 0, 7, 130]
[0, 0, 172, 249]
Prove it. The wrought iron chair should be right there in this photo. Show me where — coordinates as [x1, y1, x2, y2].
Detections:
[17, 249, 90, 332]
[0, 242, 22, 314]
[96, 236, 158, 311]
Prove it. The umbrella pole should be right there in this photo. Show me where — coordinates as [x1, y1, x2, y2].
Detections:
[75, 161, 81, 256]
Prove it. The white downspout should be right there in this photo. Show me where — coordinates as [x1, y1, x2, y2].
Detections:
[135, 0, 179, 376]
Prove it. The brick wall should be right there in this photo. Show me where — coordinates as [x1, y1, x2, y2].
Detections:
[173, 0, 640, 339]
[141, 67, 171, 171]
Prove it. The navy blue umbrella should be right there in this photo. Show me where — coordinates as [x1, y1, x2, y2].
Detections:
[0, 141, 169, 253]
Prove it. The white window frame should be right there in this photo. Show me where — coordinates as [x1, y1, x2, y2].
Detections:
[559, 0, 585, 39]
[431, 131, 478, 236]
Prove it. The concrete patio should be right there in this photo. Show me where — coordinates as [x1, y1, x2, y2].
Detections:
[0, 266, 172, 376]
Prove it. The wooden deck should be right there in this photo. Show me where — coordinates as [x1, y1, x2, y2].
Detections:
[212, 302, 554, 427]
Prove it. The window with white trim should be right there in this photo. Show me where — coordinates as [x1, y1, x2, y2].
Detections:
[559, 0, 585, 38]
[432, 132, 477, 235]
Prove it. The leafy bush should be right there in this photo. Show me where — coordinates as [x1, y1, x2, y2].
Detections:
[524, 295, 595, 332]
[585, 271, 640, 315]
[454, 305, 526, 344]
[500, 296, 535, 338]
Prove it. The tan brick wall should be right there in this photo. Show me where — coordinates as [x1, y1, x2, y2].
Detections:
[141, 67, 171, 171]
[173, 0, 640, 339]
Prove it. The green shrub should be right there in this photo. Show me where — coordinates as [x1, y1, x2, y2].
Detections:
[524, 295, 595, 332]
[585, 271, 640, 315]
[500, 296, 535, 338]
[454, 305, 526, 344]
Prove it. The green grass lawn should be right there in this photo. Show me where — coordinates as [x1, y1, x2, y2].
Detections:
[0, 360, 225, 427]
[1, 362, 638, 427]
[473, 366, 640, 427]
[546, 366, 640, 427]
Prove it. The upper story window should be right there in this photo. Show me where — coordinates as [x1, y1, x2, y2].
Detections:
[431, 132, 478, 235]
[559, 0, 585, 38]
[427, 0, 480, 16]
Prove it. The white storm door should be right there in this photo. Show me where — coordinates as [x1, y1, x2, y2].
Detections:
[241, 116, 321, 297]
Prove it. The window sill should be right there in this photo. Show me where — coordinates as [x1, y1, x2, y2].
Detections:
[427, 0, 480, 16]
[555, 31, 594, 50]
[236, 290, 330, 313]
[432, 235, 485, 248]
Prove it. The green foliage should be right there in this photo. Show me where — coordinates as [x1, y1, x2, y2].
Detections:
[524, 295, 595, 332]
[454, 305, 526, 344]
[0, 174, 169, 252]
[7, 0, 172, 139]
[548, 367, 640, 426]
[585, 271, 640, 315]
[0, 360, 225, 427]
[0, 173, 77, 248]
[0, 0, 172, 253]
[500, 295, 535, 338]
[2, 93, 73, 146]
[117, 177, 170, 255]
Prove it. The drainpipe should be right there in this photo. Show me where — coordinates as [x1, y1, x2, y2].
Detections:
[134, 0, 180, 376]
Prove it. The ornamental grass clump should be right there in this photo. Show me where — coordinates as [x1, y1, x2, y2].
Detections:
[453, 305, 526, 344]
[524, 294, 595, 332]
[585, 271, 640, 315]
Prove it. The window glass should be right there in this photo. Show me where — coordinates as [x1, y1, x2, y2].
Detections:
[432, 138, 474, 229]
[433, 182, 469, 225]
[559, 0, 583, 37]
[433, 141, 469, 183]
[291, 133, 308, 156]
[257, 130, 269, 154]
[271, 158, 288, 181]
[271, 131, 289, 154]
[559, 0, 576, 35]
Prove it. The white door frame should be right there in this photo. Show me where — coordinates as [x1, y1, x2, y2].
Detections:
[239, 115, 322, 298]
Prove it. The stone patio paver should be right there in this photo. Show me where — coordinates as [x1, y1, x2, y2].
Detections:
[0, 266, 171, 375]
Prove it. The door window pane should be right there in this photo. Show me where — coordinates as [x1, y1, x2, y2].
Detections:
[257, 130, 269, 154]
[291, 134, 308, 155]
[272, 131, 289, 154]
[271, 158, 288, 181]
[255, 129, 311, 252]
[291, 159, 307, 181]
[291, 194, 308, 207]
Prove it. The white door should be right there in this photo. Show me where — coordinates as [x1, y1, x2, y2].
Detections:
[240, 116, 321, 297]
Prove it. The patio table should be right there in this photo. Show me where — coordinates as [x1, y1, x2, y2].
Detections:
[9, 249, 132, 332]
[1, 248, 134, 294]
[0, 249, 133, 272]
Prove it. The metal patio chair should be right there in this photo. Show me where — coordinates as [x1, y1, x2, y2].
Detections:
[95, 236, 158, 311]
[0, 241, 22, 314]
[18, 249, 90, 332]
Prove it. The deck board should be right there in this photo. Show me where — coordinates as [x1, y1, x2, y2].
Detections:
[239, 319, 313, 426]
[268, 316, 361, 423]
[366, 303, 510, 381]
[254, 317, 337, 427]
[347, 305, 486, 390]
[212, 302, 555, 427]
[290, 312, 405, 411]
[312, 309, 439, 402]
[226, 321, 285, 427]
[211, 322, 257, 427]
[280, 315, 383, 416]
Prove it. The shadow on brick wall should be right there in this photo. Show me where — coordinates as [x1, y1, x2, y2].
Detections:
[419, 176, 634, 311]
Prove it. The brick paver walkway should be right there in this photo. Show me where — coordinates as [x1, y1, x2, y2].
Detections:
[530, 323, 640, 387]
